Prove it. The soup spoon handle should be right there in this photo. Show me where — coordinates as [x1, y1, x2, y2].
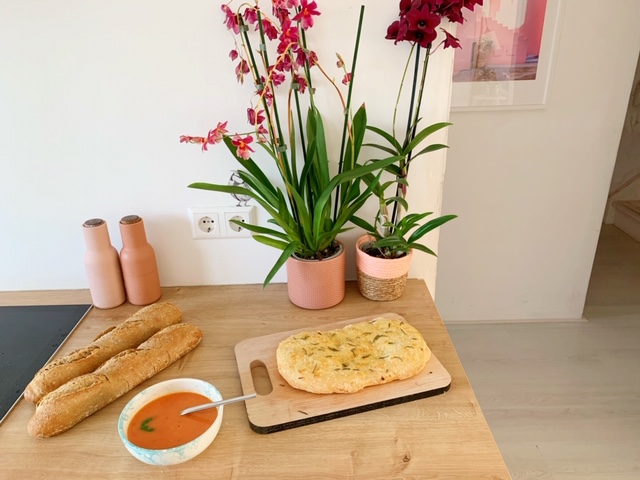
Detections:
[181, 392, 257, 415]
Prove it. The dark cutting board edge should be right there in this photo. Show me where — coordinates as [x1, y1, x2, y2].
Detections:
[248, 383, 452, 434]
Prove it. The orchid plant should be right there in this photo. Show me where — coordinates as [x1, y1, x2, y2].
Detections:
[181, 1, 399, 286]
[351, 0, 483, 259]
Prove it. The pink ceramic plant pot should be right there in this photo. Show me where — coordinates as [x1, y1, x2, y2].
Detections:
[285, 242, 346, 309]
[355, 235, 413, 301]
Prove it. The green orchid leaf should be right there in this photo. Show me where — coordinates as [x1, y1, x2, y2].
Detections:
[349, 215, 377, 232]
[362, 143, 399, 157]
[261, 242, 300, 287]
[402, 122, 451, 155]
[411, 143, 449, 158]
[407, 214, 458, 243]
[232, 221, 289, 241]
[396, 212, 432, 233]
[289, 187, 315, 247]
[384, 196, 408, 212]
[307, 107, 330, 189]
[373, 236, 409, 252]
[343, 104, 367, 174]
[235, 171, 279, 208]
[252, 235, 290, 251]
[366, 125, 402, 152]
[409, 243, 437, 256]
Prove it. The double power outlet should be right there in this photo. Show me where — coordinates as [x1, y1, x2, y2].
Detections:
[188, 206, 256, 239]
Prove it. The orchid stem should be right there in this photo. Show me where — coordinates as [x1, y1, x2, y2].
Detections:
[390, 44, 431, 227]
[333, 4, 365, 219]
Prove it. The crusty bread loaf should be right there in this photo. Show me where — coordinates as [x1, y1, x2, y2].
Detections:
[27, 323, 202, 438]
[24, 302, 182, 404]
[276, 316, 431, 394]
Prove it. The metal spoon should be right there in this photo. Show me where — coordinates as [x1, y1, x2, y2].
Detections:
[181, 392, 257, 415]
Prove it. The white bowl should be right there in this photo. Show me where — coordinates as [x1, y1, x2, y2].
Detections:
[117, 378, 223, 466]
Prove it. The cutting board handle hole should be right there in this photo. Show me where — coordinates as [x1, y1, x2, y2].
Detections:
[250, 360, 273, 395]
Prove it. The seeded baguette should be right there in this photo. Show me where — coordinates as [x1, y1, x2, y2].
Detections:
[24, 302, 182, 404]
[27, 323, 202, 438]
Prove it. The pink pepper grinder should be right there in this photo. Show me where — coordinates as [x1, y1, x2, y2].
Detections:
[82, 218, 127, 309]
[119, 215, 162, 305]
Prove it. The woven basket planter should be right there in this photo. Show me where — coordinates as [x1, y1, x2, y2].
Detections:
[285, 242, 346, 309]
[355, 235, 413, 301]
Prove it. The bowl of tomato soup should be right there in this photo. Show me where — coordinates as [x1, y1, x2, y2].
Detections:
[118, 378, 223, 466]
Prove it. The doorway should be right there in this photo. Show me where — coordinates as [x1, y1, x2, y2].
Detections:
[583, 50, 640, 320]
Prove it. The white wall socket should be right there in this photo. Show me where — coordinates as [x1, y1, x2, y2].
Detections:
[188, 206, 256, 239]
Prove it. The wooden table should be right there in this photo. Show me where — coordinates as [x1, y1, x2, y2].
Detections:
[0, 280, 511, 479]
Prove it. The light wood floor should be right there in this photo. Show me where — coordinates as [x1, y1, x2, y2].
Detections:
[446, 224, 640, 480]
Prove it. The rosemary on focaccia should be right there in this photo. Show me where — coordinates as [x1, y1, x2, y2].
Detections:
[276, 316, 430, 394]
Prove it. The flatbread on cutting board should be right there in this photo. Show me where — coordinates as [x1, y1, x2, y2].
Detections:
[276, 316, 431, 394]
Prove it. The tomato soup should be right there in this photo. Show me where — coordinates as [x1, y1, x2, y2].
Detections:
[127, 392, 218, 450]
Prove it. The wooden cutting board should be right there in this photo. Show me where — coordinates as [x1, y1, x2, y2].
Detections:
[234, 312, 452, 434]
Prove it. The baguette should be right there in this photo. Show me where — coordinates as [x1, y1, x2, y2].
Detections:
[27, 323, 202, 438]
[24, 302, 182, 404]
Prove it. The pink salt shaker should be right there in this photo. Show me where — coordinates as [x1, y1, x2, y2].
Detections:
[119, 215, 162, 305]
[82, 218, 126, 309]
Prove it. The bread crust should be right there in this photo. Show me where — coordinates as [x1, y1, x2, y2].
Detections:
[27, 323, 202, 437]
[276, 316, 431, 394]
[24, 302, 182, 404]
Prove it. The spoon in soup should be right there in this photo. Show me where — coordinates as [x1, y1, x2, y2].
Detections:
[181, 392, 257, 415]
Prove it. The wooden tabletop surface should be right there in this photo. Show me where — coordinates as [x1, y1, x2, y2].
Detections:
[0, 280, 511, 479]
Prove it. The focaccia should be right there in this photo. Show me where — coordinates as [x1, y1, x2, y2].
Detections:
[276, 316, 430, 394]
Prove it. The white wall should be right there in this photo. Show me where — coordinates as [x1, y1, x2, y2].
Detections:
[0, 1, 453, 292]
[436, 0, 640, 321]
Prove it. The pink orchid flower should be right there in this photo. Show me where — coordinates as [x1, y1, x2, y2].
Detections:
[207, 121, 229, 145]
[235, 59, 250, 82]
[179, 135, 206, 149]
[221, 4, 240, 34]
[232, 134, 255, 159]
[256, 124, 269, 142]
[243, 7, 258, 25]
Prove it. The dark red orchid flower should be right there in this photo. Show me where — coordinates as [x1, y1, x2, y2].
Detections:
[406, 6, 440, 47]
[437, 0, 484, 24]
[247, 108, 266, 126]
[274, 53, 293, 72]
[277, 20, 300, 54]
[292, 73, 308, 93]
[272, 6, 290, 24]
[441, 29, 461, 49]
[260, 18, 279, 40]
[268, 66, 286, 86]
[387, 0, 483, 48]
[385, 20, 401, 42]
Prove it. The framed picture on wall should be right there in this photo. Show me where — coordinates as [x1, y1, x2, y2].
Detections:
[451, 0, 563, 111]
